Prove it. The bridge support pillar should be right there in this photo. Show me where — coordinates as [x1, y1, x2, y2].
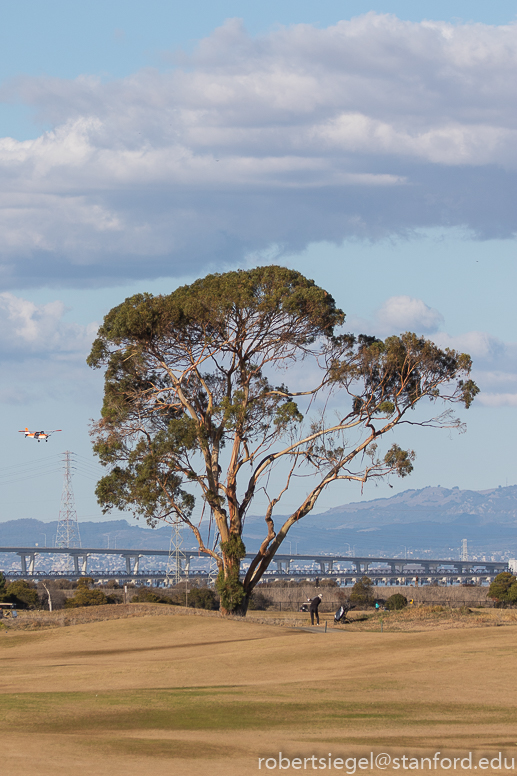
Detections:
[72, 554, 89, 574]
[122, 554, 142, 574]
[17, 552, 37, 575]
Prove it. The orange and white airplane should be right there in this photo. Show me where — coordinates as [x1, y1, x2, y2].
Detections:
[19, 428, 62, 442]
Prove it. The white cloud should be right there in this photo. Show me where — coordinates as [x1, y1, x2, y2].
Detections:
[431, 330, 505, 359]
[0, 293, 100, 408]
[477, 393, 517, 407]
[347, 295, 444, 336]
[431, 332, 517, 403]
[0, 293, 97, 357]
[0, 15, 516, 286]
[377, 296, 444, 333]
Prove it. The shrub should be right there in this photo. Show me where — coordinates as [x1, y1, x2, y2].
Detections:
[65, 589, 108, 608]
[350, 576, 375, 607]
[385, 593, 408, 611]
[131, 588, 174, 604]
[4, 580, 39, 609]
[0, 571, 6, 597]
[488, 572, 517, 605]
[187, 587, 219, 610]
[65, 578, 107, 608]
[336, 589, 351, 605]
[248, 591, 273, 610]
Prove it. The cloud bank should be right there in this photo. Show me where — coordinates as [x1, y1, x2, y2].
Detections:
[1, 14, 516, 287]
[0, 292, 99, 405]
[0, 293, 96, 357]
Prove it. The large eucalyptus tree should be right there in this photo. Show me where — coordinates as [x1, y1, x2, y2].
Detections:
[88, 266, 478, 614]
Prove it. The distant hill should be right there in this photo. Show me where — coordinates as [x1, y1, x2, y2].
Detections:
[243, 485, 517, 556]
[322, 484, 517, 526]
[0, 518, 173, 551]
[0, 485, 516, 557]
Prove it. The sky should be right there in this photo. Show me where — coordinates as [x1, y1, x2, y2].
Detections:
[0, 0, 516, 531]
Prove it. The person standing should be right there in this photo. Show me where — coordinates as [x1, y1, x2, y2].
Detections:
[310, 594, 322, 625]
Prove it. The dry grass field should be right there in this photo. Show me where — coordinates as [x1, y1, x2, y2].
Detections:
[1, 605, 517, 775]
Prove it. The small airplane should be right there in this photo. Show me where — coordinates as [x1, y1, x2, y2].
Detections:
[19, 428, 62, 442]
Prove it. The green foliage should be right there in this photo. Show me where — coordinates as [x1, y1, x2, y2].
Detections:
[216, 536, 247, 612]
[132, 586, 218, 609]
[350, 576, 375, 607]
[3, 580, 39, 609]
[488, 572, 517, 604]
[383, 444, 415, 478]
[332, 332, 479, 413]
[248, 591, 273, 610]
[131, 588, 175, 605]
[273, 399, 304, 430]
[65, 578, 108, 608]
[0, 571, 6, 597]
[385, 593, 408, 611]
[186, 587, 219, 610]
[220, 535, 246, 562]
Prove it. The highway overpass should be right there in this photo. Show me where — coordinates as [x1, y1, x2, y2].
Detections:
[0, 546, 508, 584]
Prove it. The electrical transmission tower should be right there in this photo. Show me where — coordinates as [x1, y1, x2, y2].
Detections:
[165, 515, 186, 585]
[207, 532, 220, 588]
[55, 451, 82, 549]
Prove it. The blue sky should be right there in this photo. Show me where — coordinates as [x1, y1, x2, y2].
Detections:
[0, 0, 516, 528]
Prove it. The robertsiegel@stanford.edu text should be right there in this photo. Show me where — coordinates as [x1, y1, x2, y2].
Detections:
[257, 751, 516, 772]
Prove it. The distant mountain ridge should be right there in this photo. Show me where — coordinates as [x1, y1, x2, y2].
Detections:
[0, 484, 515, 556]
[0, 519, 173, 551]
[243, 485, 517, 555]
[320, 484, 517, 527]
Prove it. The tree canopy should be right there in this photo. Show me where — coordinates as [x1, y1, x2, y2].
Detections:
[64, 578, 108, 609]
[2, 580, 39, 609]
[88, 265, 478, 614]
[488, 572, 517, 605]
[349, 576, 375, 608]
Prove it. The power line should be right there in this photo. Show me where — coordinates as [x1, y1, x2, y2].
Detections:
[0, 453, 62, 472]
[0, 469, 62, 486]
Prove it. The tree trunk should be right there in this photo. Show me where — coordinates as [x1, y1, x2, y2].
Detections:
[216, 537, 248, 615]
[224, 590, 251, 617]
